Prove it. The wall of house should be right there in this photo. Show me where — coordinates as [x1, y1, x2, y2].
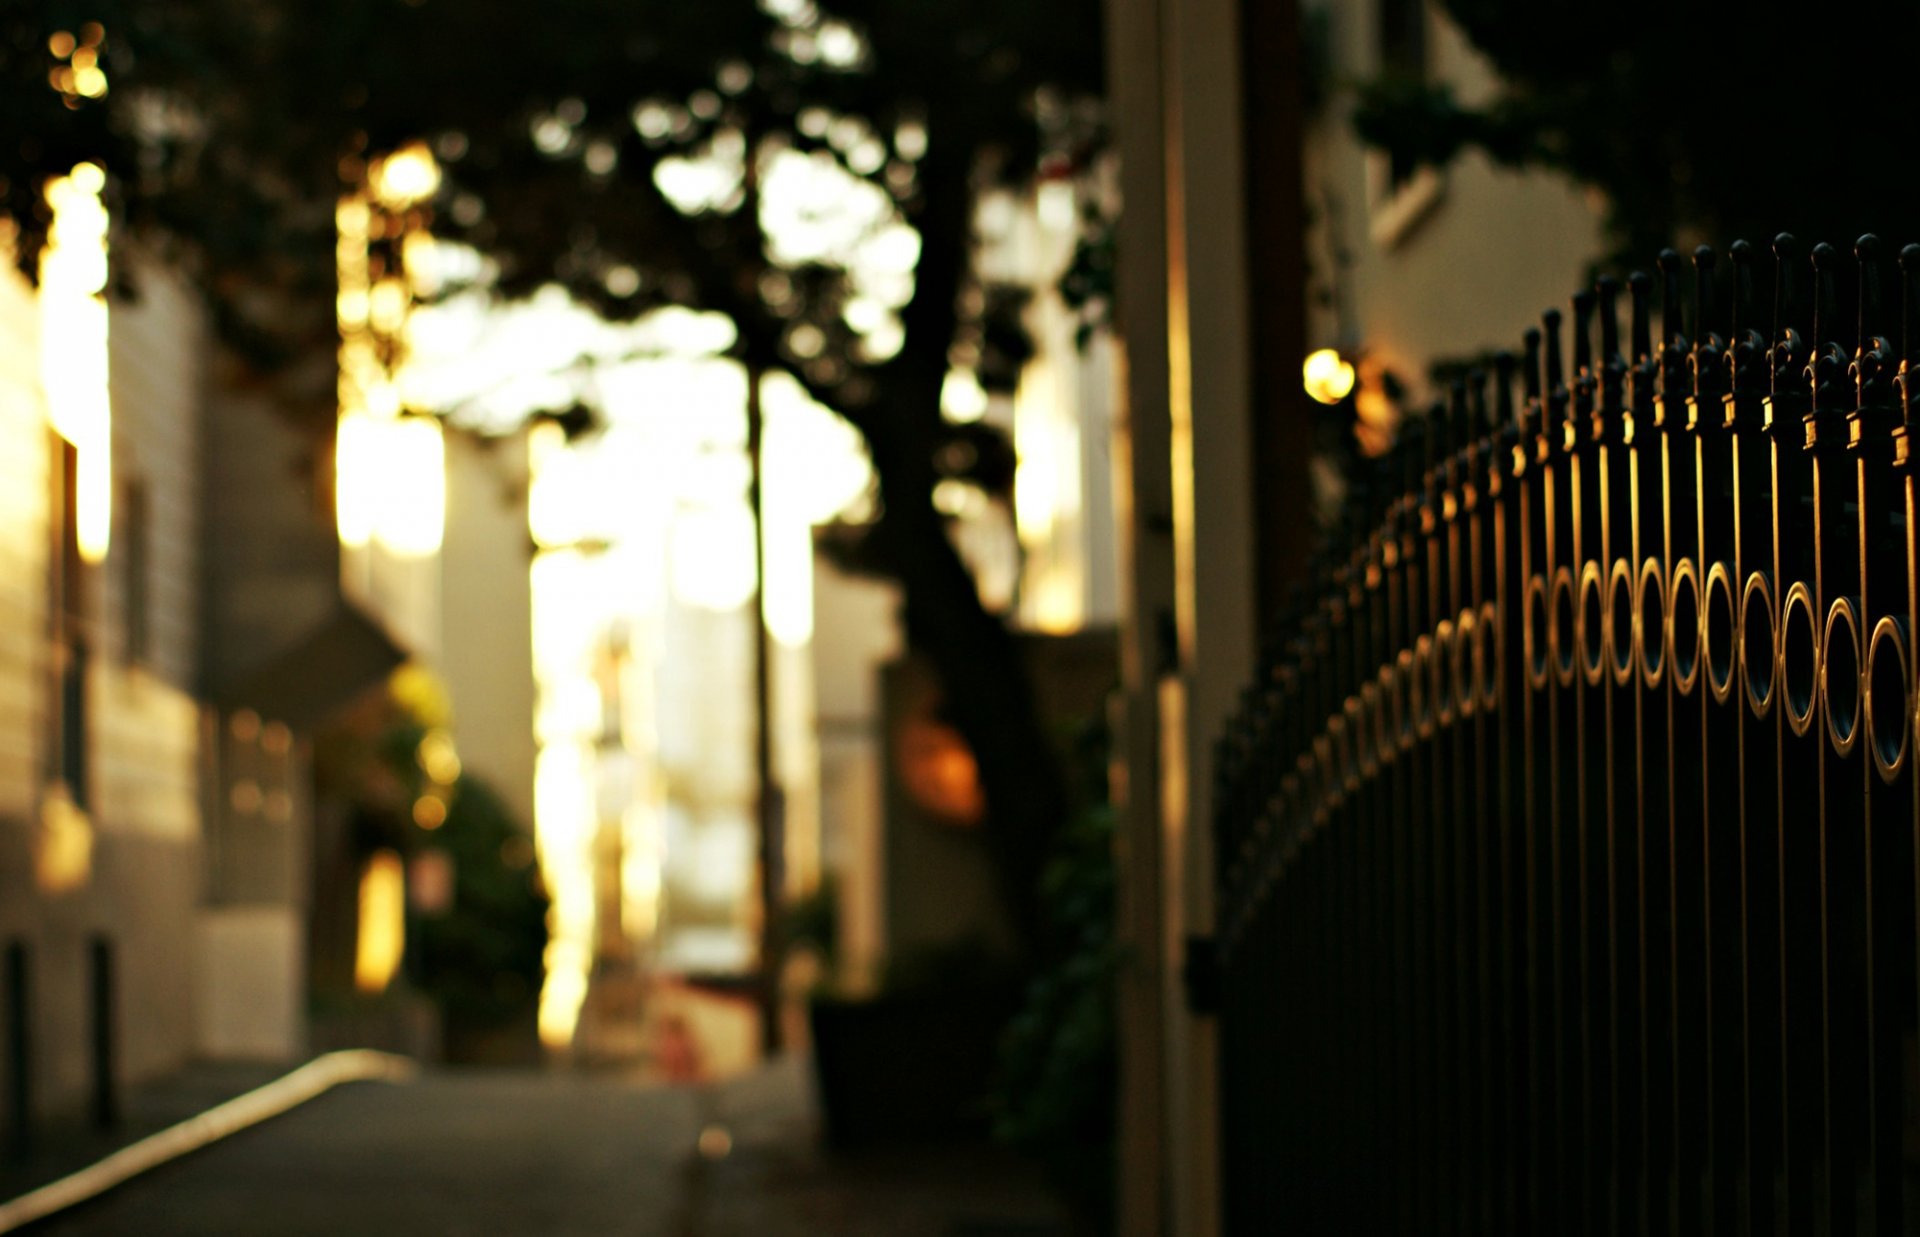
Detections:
[1302, 0, 1606, 386]
[439, 428, 536, 832]
[0, 253, 207, 1134]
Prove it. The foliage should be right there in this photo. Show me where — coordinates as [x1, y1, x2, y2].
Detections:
[1349, 0, 1920, 260]
[992, 718, 1117, 1227]
[1, 0, 1105, 948]
[367, 718, 549, 1031]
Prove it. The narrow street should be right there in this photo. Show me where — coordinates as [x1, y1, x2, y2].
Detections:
[14, 1058, 1070, 1237]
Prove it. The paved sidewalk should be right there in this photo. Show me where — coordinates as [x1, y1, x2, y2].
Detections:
[680, 1056, 1073, 1237]
[3, 1056, 1073, 1235]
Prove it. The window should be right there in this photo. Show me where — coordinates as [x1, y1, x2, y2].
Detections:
[49, 433, 91, 813]
[120, 478, 150, 665]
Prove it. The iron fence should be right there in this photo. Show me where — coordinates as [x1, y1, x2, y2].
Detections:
[1212, 235, 1920, 1235]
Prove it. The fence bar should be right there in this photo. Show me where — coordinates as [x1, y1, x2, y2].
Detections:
[1208, 232, 1920, 1234]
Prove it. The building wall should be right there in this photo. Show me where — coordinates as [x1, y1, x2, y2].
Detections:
[439, 429, 536, 832]
[0, 253, 207, 1129]
[1302, 0, 1606, 383]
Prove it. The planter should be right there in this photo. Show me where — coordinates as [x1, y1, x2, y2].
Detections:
[808, 988, 1018, 1149]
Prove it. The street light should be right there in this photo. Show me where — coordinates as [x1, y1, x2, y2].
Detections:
[1302, 347, 1356, 406]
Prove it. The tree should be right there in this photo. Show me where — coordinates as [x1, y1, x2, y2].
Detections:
[2, 0, 1104, 946]
[1347, 0, 1920, 264]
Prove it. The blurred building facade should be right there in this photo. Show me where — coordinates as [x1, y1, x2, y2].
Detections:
[0, 226, 219, 1145]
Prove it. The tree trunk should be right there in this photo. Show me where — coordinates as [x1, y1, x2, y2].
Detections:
[856, 122, 1070, 954]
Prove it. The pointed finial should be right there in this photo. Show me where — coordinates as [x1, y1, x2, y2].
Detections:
[1595, 276, 1624, 416]
[1542, 307, 1565, 409]
[1597, 276, 1621, 361]
[1901, 244, 1920, 370]
[1694, 245, 1719, 341]
[1807, 242, 1848, 412]
[1857, 234, 1883, 350]
[1466, 368, 1490, 438]
[1898, 244, 1920, 425]
[1725, 240, 1769, 401]
[1811, 241, 1840, 345]
[1770, 233, 1807, 398]
[1628, 270, 1652, 363]
[1494, 350, 1517, 430]
[1398, 413, 1427, 497]
[1659, 248, 1687, 347]
[1773, 233, 1802, 341]
[1729, 240, 1756, 339]
[1448, 376, 1471, 451]
[1523, 327, 1543, 402]
[1689, 245, 1726, 407]
[1572, 289, 1595, 377]
[1854, 234, 1895, 412]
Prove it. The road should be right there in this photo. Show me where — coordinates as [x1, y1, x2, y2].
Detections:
[18, 1059, 1070, 1237]
[30, 1072, 708, 1237]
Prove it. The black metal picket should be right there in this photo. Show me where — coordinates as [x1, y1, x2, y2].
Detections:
[1213, 235, 1920, 1235]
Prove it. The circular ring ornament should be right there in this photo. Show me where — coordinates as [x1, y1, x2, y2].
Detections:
[1411, 637, 1436, 738]
[1524, 574, 1551, 690]
[1822, 597, 1863, 759]
[1608, 559, 1636, 685]
[1357, 682, 1381, 778]
[1638, 557, 1667, 688]
[1578, 560, 1607, 685]
[1740, 571, 1777, 717]
[1668, 557, 1703, 695]
[1476, 600, 1500, 710]
[1779, 581, 1819, 738]
[1377, 664, 1400, 766]
[1394, 651, 1418, 753]
[1703, 562, 1738, 704]
[1866, 615, 1910, 783]
[1452, 608, 1478, 718]
[1551, 566, 1578, 687]
[1432, 621, 1456, 728]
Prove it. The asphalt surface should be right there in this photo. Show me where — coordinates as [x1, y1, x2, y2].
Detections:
[14, 1059, 1070, 1237]
[27, 1071, 706, 1237]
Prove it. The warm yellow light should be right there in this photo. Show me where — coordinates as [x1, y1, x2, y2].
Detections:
[381, 416, 446, 556]
[417, 729, 462, 784]
[76, 437, 111, 563]
[372, 142, 441, 208]
[35, 783, 93, 893]
[412, 795, 448, 830]
[335, 411, 376, 546]
[40, 163, 112, 563]
[534, 740, 598, 1049]
[336, 412, 445, 555]
[354, 850, 407, 993]
[1303, 348, 1356, 405]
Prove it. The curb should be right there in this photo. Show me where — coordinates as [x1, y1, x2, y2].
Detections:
[0, 1050, 416, 1233]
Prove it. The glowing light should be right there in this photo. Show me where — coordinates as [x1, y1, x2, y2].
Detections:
[894, 118, 927, 161]
[354, 850, 407, 993]
[413, 795, 448, 829]
[941, 368, 988, 423]
[40, 163, 112, 563]
[371, 142, 441, 207]
[1303, 348, 1357, 405]
[535, 741, 598, 1048]
[417, 729, 462, 784]
[36, 783, 93, 893]
[670, 506, 757, 611]
[335, 412, 445, 556]
[897, 718, 985, 826]
[334, 412, 376, 546]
